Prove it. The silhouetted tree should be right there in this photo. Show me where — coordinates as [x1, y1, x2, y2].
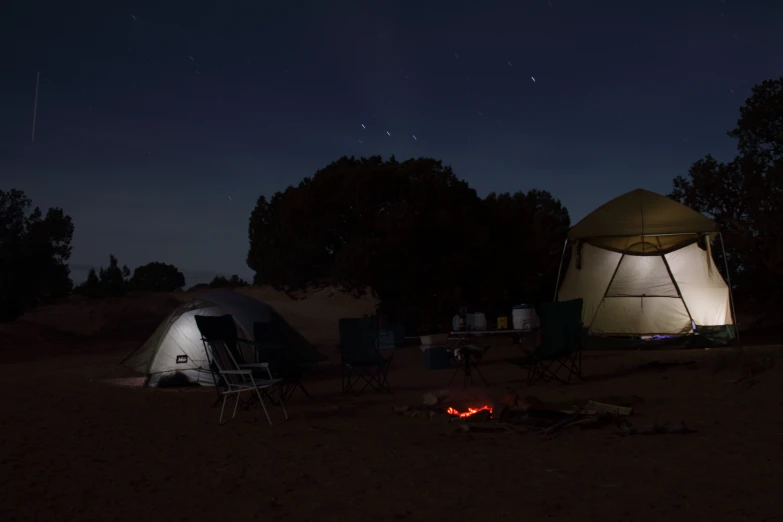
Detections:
[209, 274, 249, 288]
[247, 155, 570, 331]
[129, 262, 186, 292]
[74, 268, 102, 297]
[671, 77, 783, 300]
[0, 189, 74, 321]
[99, 254, 126, 296]
[476, 190, 571, 315]
[74, 254, 129, 297]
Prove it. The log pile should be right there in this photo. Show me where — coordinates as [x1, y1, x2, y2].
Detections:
[393, 392, 695, 438]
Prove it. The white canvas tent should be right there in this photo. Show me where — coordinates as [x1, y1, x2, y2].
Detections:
[122, 290, 312, 387]
[555, 189, 737, 337]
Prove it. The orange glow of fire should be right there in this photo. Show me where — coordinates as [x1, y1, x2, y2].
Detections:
[445, 405, 493, 418]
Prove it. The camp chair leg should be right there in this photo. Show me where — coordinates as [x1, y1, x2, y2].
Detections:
[219, 393, 241, 425]
[277, 387, 288, 421]
[342, 362, 391, 396]
[281, 379, 315, 401]
[218, 396, 228, 424]
[470, 361, 488, 386]
[448, 367, 461, 386]
[341, 365, 350, 394]
[449, 358, 487, 388]
[253, 387, 274, 426]
[296, 381, 317, 400]
[280, 382, 295, 401]
[380, 363, 392, 393]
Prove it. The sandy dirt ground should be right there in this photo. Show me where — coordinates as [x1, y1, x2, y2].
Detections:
[2, 330, 783, 522]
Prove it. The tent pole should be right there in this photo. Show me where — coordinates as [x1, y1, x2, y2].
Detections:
[661, 255, 696, 329]
[553, 239, 569, 301]
[589, 253, 625, 329]
[718, 233, 741, 348]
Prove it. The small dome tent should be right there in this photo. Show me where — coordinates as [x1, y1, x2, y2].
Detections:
[122, 290, 316, 387]
[555, 189, 737, 339]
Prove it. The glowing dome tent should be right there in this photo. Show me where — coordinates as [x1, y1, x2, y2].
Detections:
[555, 189, 736, 339]
[122, 290, 319, 387]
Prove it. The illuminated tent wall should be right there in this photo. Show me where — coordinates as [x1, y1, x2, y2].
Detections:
[555, 189, 737, 339]
[122, 290, 313, 387]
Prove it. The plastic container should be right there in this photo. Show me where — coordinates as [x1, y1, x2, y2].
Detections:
[452, 314, 463, 331]
[473, 313, 487, 331]
[512, 304, 539, 331]
[465, 313, 476, 330]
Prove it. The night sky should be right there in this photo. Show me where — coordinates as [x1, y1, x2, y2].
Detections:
[2, 1, 781, 286]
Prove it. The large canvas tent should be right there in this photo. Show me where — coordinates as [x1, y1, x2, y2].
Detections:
[122, 290, 320, 387]
[555, 189, 737, 340]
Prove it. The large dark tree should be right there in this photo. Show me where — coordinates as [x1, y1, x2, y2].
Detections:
[0, 189, 74, 321]
[476, 190, 571, 314]
[671, 77, 783, 299]
[247, 155, 570, 331]
[129, 262, 186, 292]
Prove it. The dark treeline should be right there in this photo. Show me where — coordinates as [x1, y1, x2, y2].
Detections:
[246, 156, 569, 332]
[1, 76, 781, 325]
[71, 257, 249, 298]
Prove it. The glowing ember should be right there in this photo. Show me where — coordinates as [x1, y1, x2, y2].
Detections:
[445, 405, 493, 418]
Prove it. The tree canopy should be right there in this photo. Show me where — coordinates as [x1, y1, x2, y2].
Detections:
[247, 155, 570, 331]
[209, 274, 249, 288]
[0, 189, 74, 321]
[130, 262, 186, 292]
[671, 76, 783, 299]
[75, 257, 185, 296]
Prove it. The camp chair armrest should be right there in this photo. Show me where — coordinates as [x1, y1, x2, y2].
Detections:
[240, 362, 275, 380]
[220, 370, 253, 376]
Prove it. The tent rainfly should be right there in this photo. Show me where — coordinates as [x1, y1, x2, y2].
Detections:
[122, 290, 316, 387]
[555, 189, 737, 339]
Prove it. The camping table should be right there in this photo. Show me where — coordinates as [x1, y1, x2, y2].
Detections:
[447, 329, 540, 387]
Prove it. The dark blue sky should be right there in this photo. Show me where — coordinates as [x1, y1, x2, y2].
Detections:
[2, 1, 781, 285]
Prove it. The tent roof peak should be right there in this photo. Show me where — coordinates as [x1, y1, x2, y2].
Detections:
[569, 188, 718, 241]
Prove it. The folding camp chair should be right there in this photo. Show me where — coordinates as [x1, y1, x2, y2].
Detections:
[195, 314, 287, 422]
[253, 320, 318, 401]
[507, 299, 584, 385]
[196, 318, 287, 425]
[338, 317, 394, 395]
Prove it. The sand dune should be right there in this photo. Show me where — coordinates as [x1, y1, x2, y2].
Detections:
[0, 285, 378, 362]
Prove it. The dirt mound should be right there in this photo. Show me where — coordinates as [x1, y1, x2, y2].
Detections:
[17, 293, 181, 337]
[171, 284, 378, 345]
[0, 293, 182, 362]
[245, 285, 378, 345]
[0, 285, 378, 362]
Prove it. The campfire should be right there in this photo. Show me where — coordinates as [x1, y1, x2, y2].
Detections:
[395, 391, 696, 437]
[445, 405, 493, 418]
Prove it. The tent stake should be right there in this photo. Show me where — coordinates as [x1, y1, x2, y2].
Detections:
[718, 233, 741, 348]
[552, 239, 568, 301]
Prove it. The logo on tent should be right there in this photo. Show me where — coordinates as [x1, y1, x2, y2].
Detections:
[176, 355, 188, 364]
